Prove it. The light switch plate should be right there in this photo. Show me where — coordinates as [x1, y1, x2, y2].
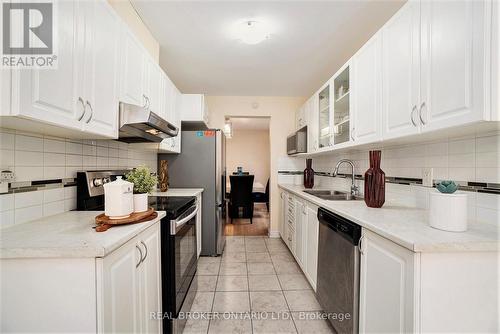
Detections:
[422, 168, 433, 187]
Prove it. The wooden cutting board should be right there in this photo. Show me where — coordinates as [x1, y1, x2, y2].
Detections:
[95, 208, 157, 232]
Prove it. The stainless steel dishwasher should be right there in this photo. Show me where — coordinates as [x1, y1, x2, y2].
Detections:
[316, 207, 362, 334]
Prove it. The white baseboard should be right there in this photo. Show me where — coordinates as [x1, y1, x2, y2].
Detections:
[269, 230, 281, 238]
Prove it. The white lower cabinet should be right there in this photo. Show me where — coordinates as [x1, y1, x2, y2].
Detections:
[0, 222, 162, 333]
[359, 228, 499, 333]
[278, 189, 319, 291]
[359, 229, 416, 333]
[304, 202, 319, 290]
[294, 200, 306, 268]
[100, 223, 161, 334]
[279, 191, 287, 239]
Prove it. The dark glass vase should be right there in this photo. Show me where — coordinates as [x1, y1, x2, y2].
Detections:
[304, 159, 314, 189]
[364, 151, 385, 208]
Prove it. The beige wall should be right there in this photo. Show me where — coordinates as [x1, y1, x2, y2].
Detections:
[108, 0, 160, 63]
[226, 129, 270, 186]
[207, 96, 305, 235]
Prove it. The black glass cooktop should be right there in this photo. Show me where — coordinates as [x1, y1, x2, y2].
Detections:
[149, 196, 196, 219]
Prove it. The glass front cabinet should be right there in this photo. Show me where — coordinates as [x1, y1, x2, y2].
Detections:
[332, 64, 351, 146]
[314, 63, 352, 152]
[317, 83, 333, 150]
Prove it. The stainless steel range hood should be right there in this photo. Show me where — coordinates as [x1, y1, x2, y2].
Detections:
[118, 102, 178, 143]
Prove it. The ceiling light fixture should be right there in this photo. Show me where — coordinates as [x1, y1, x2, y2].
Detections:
[233, 20, 271, 45]
[224, 119, 233, 138]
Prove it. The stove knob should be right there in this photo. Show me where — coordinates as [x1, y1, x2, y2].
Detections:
[93, 178, 103, 187]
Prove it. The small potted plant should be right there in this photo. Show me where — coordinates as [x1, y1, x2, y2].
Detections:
[126, 165, 157, 213]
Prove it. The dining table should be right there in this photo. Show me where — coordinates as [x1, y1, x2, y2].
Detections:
[226, 181, 265, 193]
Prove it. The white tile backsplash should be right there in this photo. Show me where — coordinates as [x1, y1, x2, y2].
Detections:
[298, 133, 499, 183]
[0, 128, 158, 227]
[285, 132, 500, 225]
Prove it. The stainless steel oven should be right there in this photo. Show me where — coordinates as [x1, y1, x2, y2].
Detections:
[149, 196, 198, 334]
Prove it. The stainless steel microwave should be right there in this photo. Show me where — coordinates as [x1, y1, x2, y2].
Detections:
[287, 127, 307, 155]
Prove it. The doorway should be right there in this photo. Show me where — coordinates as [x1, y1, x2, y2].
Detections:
[224, 116, 271, 236]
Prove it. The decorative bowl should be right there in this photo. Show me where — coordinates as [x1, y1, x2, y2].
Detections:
[436, 180, 458, 194]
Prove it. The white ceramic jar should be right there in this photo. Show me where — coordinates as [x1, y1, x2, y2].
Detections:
[429, 191, 468, 232]
[103, 176, 134, 219]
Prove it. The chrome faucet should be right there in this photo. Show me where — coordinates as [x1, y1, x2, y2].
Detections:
[332, 159, 359, 196]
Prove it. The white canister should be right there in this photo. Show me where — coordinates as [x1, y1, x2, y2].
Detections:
[133, 193, 149, 213]
[429, 191, 468, 232]
[103, 176, 134, 219]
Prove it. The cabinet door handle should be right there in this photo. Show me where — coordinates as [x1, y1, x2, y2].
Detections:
[410, 105, 418, 126]
[136, 245, 143, 267]
[358, 235, 365, 255]
[419, 102, 426, 125]
[140, 240, 148, 262]
[142, 94, 149, 109]
[77, 97, 86, 121]
[351, 127, 355, 141]
[85, 101, 93, 123]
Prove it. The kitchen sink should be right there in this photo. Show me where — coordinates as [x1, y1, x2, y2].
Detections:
[303, 189, 362, 201]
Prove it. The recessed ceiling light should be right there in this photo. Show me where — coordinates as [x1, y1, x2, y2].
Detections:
[232, 20, 271, 45]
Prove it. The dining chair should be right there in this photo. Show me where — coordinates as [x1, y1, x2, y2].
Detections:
[252, 178, 269, 211]
[228, 175, 255, 224]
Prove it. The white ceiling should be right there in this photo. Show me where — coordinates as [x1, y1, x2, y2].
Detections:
[132, 0, 405, 97]
[229, 117, 270, 130]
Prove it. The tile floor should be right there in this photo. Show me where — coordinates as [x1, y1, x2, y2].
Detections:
[186, 236, 335, 334]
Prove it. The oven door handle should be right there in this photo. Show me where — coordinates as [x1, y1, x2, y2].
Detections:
[170, 204, 198, 235]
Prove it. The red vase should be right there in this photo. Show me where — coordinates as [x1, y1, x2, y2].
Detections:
[304, 159, 314, 189]
[364, 151, 385, 208]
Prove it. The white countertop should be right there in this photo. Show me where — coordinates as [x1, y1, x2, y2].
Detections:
[279, 184, 499, 253]
[0, 211, 165, 259]
[150, 188, 204, 197]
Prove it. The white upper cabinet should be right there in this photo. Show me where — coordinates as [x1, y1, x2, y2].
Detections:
[144, 59, 162, 115]
[7, 0, 121, 138]
[295, 104, 306, 130]
[1, 69, 10, 115]
[306, 96, 318, 153]
[419, 0, 490, 130]
[180, 94, 209, 126]
[352, 32, 382, 145]
[159, 86, 182, 154]
[120, 29, 147, 107]
[12, 0, 84, 132]
[381, 1, 421, 140]
[82, 0, 121, 137]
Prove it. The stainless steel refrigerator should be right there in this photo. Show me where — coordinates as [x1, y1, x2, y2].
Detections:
[159, 129, 226, 256]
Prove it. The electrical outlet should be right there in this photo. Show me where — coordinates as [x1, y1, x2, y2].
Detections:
[422, 168, 433, 187]
[0, 170, 15, 194]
